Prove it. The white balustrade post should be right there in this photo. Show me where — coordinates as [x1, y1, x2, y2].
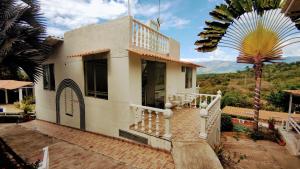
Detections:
[134, 107, 138, 129]
[141, 109, 145, 131]
[148, 110, 152, 133]
[199, 108, 208, 139]
[163, 103, 173, 139]
[155, 111, 159, 136]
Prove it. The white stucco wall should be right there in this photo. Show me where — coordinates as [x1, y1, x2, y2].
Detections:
[36, 16, 132, 137]
[36, 16, 198, 143]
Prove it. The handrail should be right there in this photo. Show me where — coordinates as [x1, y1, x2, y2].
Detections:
[206, 95, 221, 111]
[132, 19, 169, 39]
[130, 103, 173, 139]
[289, 117, 300, 134]
[130, 18, 170, 54]
[199, 91, 222, 140]
[130, 104, 167, 114]
[38, 147, 49, 169]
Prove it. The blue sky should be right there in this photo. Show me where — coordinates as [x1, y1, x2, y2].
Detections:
[40, 0, 300, 62]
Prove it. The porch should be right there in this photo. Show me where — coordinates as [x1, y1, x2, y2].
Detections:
[128, 91, 222, 148]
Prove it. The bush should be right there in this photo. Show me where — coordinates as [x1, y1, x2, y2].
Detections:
[221, 91, 252, 108]
[221, 114, 233, 131]
[233, 124, 250, 133]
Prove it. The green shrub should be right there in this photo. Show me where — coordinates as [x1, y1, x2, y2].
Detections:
[233, 124, 250, 133]
[221, 91, 252, 108]
[221, 114, 233, 131]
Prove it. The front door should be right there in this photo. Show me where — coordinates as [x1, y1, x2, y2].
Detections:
[142, 60, 166, 109]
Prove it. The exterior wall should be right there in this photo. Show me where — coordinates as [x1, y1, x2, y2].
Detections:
[36, 16, 133, 138]
[166, 62, 197, 98]
[169, 38, 180, 59]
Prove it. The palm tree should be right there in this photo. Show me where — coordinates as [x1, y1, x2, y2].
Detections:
[195, 0, 300, 132]
[0, 0, 51, 82]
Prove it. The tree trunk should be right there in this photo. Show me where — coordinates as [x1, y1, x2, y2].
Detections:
[253, 63, 263, 132]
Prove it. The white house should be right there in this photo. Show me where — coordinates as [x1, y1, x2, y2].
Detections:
[35, 16, 221, 150]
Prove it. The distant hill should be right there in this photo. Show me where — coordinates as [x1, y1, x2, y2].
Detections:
[197, 56, 300, 74]
[197, 61, 300, 112]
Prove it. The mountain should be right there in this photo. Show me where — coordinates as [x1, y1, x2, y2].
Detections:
[197, 56, 300, 74]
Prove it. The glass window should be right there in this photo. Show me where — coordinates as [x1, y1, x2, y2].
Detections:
[84, 58, 108, 99]
[43, 64, 55, 90]
[185, 67, 193, 89]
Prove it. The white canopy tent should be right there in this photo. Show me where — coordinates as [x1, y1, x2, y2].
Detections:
[0, 80, 33, 104]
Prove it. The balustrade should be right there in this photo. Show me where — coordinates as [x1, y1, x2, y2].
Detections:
[130, 18, 169, 54]
[199, 90, 222, 139]
[130, 103, 173, 140]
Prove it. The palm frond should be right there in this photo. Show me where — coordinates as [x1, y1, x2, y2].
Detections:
[0, 0, 51, 82]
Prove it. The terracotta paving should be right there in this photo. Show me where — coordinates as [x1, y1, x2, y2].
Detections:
[171, 108, 201, 141]
[130, 108, 201, 142]
[16, 120, 175, 169]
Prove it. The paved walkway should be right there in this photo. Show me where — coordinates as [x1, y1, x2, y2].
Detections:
[171, 108, 201, 141]
[172, 141, 222, 169]
[0, 120, 174, 169]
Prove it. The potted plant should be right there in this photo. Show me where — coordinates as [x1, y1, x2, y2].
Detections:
[268, 118, 275, 131]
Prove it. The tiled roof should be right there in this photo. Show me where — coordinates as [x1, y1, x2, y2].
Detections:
[0, 80, 33, 90]
[68, 49, 110, 58]
[222, 106, 300, 122]
[128, 48, 202, 67]
[284, 90, 300, 96]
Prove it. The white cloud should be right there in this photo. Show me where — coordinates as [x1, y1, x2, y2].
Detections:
[47, 27, 65, 36]
[40, 0, 190, 36]
[283, 44, 300, 57]
[160, 14, 190, 29]
[41, 0, 129, 35]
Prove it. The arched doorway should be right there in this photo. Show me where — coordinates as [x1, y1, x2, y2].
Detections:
[56, 79, 85, 130]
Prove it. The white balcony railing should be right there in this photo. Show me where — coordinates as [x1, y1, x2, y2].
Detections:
[130, 18, 169, 54]
[199, 91, 222, 139]
[286, 117, 300, 153]
[130, 103, 173, 140]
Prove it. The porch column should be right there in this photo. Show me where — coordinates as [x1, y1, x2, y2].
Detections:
[19, 88, 23, 103]
[286, 94, 293, 131]
[4, 89, 8, 104]
[199, 108, 208, 139]
[163, 103, 173, 139]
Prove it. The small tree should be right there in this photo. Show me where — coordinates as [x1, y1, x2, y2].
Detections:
[196, 1, 300, 132]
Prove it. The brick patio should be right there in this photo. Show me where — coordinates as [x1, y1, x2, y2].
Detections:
[18, 120, 175, 169]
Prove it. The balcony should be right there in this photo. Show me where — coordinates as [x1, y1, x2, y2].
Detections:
[129, 18, 170, 55]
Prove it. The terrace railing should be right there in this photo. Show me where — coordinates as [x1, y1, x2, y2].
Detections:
[130, 18, 170, 55]
[198, 91, 222, 139]
[286, 117, 300, 153]
[130, 103, 173, 140]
